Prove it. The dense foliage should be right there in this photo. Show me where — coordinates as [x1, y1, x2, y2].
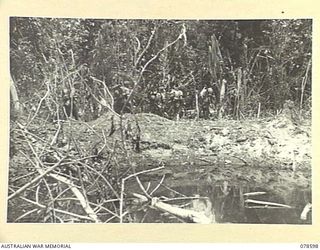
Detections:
[8, 18, 313, 223]
[10, 18, 312, 121]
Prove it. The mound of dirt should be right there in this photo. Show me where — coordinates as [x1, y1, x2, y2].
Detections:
[8, 112, 311, 223]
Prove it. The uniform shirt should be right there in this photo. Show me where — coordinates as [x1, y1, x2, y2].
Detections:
[170, 89, 183, 100]
[200, 87, 207, 98]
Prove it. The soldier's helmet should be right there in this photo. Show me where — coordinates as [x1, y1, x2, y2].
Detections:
[176, 90, 183, 98]
[150, 93, 156, 100]
[155, 93, 162, 101]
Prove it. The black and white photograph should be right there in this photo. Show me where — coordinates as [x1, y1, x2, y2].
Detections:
[8, 18, 312, 224]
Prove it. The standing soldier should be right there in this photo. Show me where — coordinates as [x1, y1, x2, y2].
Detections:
[62, 88, 79, 120]
[148, 90, 157, 114]
[199, 86, 214, 119]
[169, 85, 184, 120]
[159, 87, 169, 118]
[113, 86, 123, 113]
[148, 88, 165, 116]
[114, 85, 131, 114]
[154, 91, 164, 116]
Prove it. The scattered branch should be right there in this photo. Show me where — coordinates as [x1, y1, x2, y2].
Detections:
[8, 157, 65, 200]
[135, 25, 157, 67]
[26, 81, 50, 127]
[49, 172, 101, 223]
[245, 199, 292, 208]
[119, 166, 165, 222]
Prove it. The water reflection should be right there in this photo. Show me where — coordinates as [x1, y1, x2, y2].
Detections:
[133, 183, 311, 224]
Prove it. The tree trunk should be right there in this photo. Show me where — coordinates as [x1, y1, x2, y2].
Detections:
[10, 77, 22, 117]
[195, 92, 199, 120]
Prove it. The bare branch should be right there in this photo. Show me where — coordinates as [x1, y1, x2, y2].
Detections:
[90, 76, 115, 109]
[150, 174, 166, 195]
[135, 25, 157, 67]
[85, 77, 120, 117]
[26, 81, 50, 127]
[121, 28, 184, 113]
[119, 166, 164, 223]
[8, 157, 65, 201]
[18, 196, 96, 222]
[49, 172, 101, 223]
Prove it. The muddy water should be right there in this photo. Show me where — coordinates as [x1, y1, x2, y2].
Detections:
[132, 183, 312, 224]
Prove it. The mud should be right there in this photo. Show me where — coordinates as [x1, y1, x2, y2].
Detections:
[8, 112, 312, 223]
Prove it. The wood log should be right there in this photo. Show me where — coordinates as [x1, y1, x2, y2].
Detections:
[151, 197, 215, 224]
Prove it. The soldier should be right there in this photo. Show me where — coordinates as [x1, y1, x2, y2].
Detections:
[114, 86, 131, 114]
[148, 88, 165, 116]
[148, 90, 157, 113]
[169, 86, 184, 120]
[154, 91, 165, 116]
[62, 89, 79, 120]
[199, 86, 214, 119]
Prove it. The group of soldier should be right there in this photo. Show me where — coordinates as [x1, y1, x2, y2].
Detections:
[148, 86, 184, 119]
[110, 84, 187, 119]
[61, 82, 217, 121]
[148, 84, 216, 120]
